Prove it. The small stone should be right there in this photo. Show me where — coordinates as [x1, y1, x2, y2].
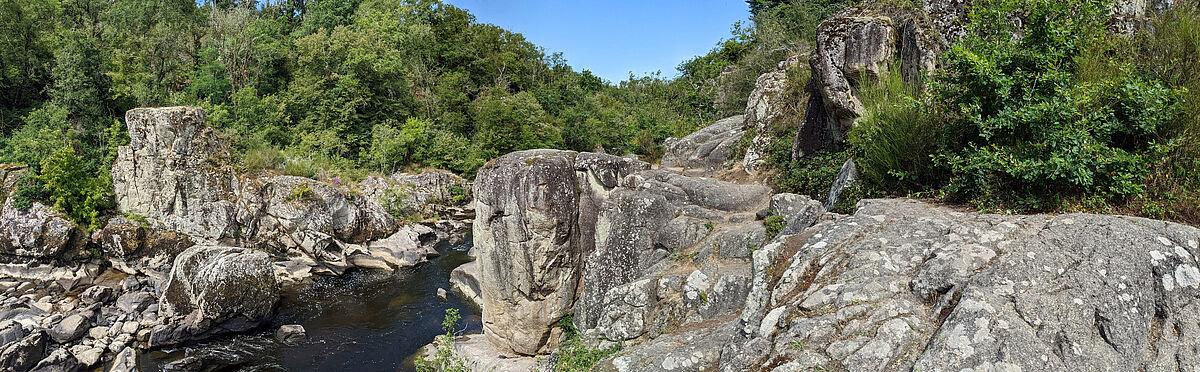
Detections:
[109, 347, 137, 372]
[115, 291, 154, 314]
[70, 345, 103, 367]
[88, 327, 107, 339]
[80, 285, 115, 304]
[121, 321, 139, 334]
[274, 324, 306, 346]
[436, 288, 448, 301]
[48, 313, 90, 343]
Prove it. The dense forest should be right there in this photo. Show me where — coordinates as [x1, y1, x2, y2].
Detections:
[0, 0, 842, 228]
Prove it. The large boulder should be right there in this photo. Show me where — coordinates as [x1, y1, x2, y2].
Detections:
[0, 331, 46, 371]
[0, 200, 83, 259]
[473, 150, 586, 355]
[112, 107, 238, 244]
[473, 150, 648, 355]
[742, 55, 802, 174]
[661, 115, 745, 176]
[92, 215, 193, 259]
[154, 245, 278, 346]
[359, 170, 471, 217]
[810, 11, 895, 141]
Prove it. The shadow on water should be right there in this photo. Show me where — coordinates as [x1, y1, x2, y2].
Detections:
[142, 240, 481, 372]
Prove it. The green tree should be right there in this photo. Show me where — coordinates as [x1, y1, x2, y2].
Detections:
[472, 88, 562, 159]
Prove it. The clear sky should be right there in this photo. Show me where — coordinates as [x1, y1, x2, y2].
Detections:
[444, 0, 751, 83]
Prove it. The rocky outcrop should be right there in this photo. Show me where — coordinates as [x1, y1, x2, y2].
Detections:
[581, 198, 1200, 371]
[661, 116, 744, 176]
[475, 144, 1200, 371]
[112, 107, 238, 244]
[154, 246, 278, 347]
[450, 261, 482, 309]
[0, 166, 85, 261]
[0, 201, 83, 260]
[359, 170, 470, 217]
[473, 150, 650, 355]
[475, 149, 785, 356]
[742, 56, 802, 174]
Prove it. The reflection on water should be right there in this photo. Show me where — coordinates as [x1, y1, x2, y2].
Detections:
[143, 242, 481, 372]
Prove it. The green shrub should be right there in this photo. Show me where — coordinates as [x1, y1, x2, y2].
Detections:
[776, 150, 854, 204]
[283, 156, 320, 179]
[287, 182, 314, 201]
[414, 308, 470, 372]
[10, 176, 48, 211]
[39, 146, 113, 230]
[447, 185, 470, 205]
[550, 314, 621, 372]
[930, 0, 1183, 211]
[367, 117, 428, 173]
[764, 214, 786, 241]
[1079, 4, 1200, 222]
[849, 65, 943, 193]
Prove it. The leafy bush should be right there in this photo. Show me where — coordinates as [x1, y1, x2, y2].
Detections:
[367, 117, 429, 173]
[764, 214, 787, 241]
[776, 150, 854, 205]
[930, 0, 1183, 211]
[39, 146, 113, 230]
[10, 176, 48, 211]
[549, 314, 620, 372]
[1078, 4, 1200, 221]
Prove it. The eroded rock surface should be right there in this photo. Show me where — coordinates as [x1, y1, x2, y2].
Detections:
[112, 107, 239, 244]
[155, 246, 278, 347]
[473, 150, 650, 355]
[661, 116, 744, 176]
[475, 149, 781, 357]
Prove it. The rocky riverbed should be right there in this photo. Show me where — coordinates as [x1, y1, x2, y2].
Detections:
[0, 106, 476, 371]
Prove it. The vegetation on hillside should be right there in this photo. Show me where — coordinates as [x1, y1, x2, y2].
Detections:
[754, 0, 1200, 225]
[0, 0, 740, 227]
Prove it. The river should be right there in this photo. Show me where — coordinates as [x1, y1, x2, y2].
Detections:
[141, 241, 482, 371]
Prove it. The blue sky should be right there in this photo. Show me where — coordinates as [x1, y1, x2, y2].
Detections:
[445, 0, 751, 83]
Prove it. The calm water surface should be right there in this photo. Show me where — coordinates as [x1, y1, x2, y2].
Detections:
[142, 242, 482, 372]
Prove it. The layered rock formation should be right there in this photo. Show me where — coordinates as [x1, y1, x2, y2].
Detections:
[474, 166, 1200, 370]
[660, 116, 744, 176]
[112, 107, 239, 244]
[473, 150, 650, 355]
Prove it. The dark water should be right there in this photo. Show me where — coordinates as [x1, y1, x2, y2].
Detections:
[142, 242, 482, 372]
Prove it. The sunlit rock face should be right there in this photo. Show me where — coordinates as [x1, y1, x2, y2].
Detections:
[112, 106, 239, 245]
